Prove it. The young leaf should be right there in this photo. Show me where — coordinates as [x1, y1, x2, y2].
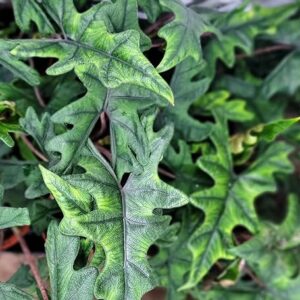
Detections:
[157, 0, 217, 72]
[12, 0, 55, 34]
[182, 112, 294, 289]
[45, 220, 98, 300]
[0, 101, 21, 147]
[11, 0, 174, 103]
[230, 117, 300, 155]
[40, 113, 189, 300]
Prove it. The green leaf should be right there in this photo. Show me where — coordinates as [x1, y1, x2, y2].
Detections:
[231, 195, 300, 299]
[8, 258, 49, 291]
[138, 0, 162, 22]
[0, 159, 29, 190]
[271, 19, 300, 48]
[40, 113, 189, 300]
[157, 0, 217, 72]
[0, 185, 31, 229]
[45, 220, 98, 300]
[11, 0, 174, 103]
[43, 80, 158, 176]
[203, 4, 296, 80]
[182, 112, 294, 289]
[192, 90, 254, 122]
[43, 0, 150, 50]
[0, 122, 19, 147]
[163, 141, 212, 195]
[20, 107, 55, 159]
[0, 82, 38, 115]
[0, 101, 21, 147]
[159, 58, 212, 142]
[152, 209, 201, 300]
[0, 283, 33, 300]
[230, 117, 300, 155]
[12, 0, 55, 34]
[259, 51, 300, 99]
[101, 0, 151, 50]
[19, 108, 56, 198]
[216, 74, 285, 124]
[44, 74, 84, 113]
[191, 286, 263, 300]
[0, 40, 40, 86]
[0, 207, 30, 229]
[28, 199, 59, 234]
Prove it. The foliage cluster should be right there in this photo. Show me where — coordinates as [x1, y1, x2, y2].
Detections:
[1, 0, 300, 299]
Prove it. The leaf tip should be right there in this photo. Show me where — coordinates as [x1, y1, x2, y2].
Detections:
[39, 164, 52, 182]
[178, 281, 195, 292]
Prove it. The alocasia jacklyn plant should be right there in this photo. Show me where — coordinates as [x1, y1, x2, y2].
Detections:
[1, 0, 300, 299]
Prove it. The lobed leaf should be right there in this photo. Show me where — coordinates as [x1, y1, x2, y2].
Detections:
[157, 0, 217, 72]
[12, 0, 55, 34]
[0, 40, 40, 86]
[46, 220, 98, 300]
[40, 112, 189, 299]
[182, 112, 294, 289]
[11, 0, 174, 103]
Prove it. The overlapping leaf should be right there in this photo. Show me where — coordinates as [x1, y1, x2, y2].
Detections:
[45, 220, 98, 300]
[12, 0, 54, 34]
[0, 283, 33, 300]
[230, 117, 300, 156]
[203, 4, 296, 80]
[158, 58, 212, 142]
[152, 210, 201, 300]
[259, 51, 300, 99]
[138, 0, 162, 22]
[0, 185, 30, 229]
[157, 0, 217, 72]
[0, 40, 40, 86]
[11, 0, 173, 103]
[182, 111, 294, 289]
[231, 195, 300, 300]
[163, 141, 212, 195]
[192, 90, 253, 123]
[0, 101, 20, 147]
[40, 78, 159, 177]
[40, 112, 189, 299]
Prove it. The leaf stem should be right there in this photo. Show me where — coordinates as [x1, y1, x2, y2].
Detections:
[236, 44, 293, 59]
[96, 144, 112, 161]
[144, 13, 174, 35]
[20, 135, 48, 162]
[29, 58, 46, 107]
[12, 227, 49, 300]
[0, 225, 30, 251]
